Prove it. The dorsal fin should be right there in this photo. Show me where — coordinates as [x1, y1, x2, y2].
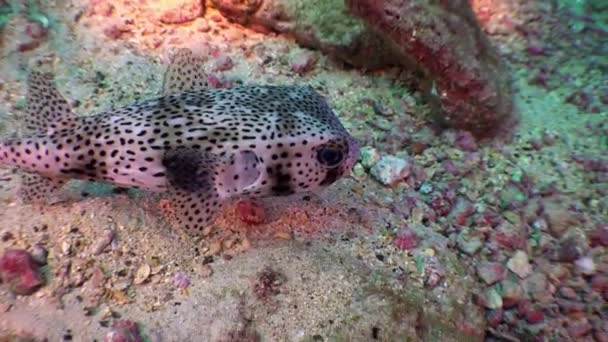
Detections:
[25, 71, 77, 134]
[161, 48, 209, 95]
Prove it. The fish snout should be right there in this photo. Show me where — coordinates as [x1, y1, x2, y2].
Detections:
[343, 136, 361, 173]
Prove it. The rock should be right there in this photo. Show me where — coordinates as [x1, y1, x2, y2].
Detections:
[490, 220, 526, 251]
[453, 131, 478, 152]
[394, 228, 417, 250]
[91, 228, 115, 255]
[478, 287, 503, 309]
[557, 298, 585, 314]
[346, 0, 515, 139]
[476, 262, 507, 285]
[456, 230, 483, 256]
[591, 275, 608, 292]
[498, 184, 527, 210]
[500, 279, 524, 308]
[210, 0, 397, 69]
[103, 22, 131, 40]
[507, 250, 531, 278]
[210, 0, 515, 137]
[448, 197, 474, 226]
[589, 223, 608, 247]
[558, 286, 579, 300]
[486, 309, 503, 327]
[30, 244, 48, 265]
[0, 249, 45, 295]
[359, 146, 381, 168]
[522, 273, 548, 302]
[574, 256, 596, 275]
[370, 155, 411, 185]
[289, 49, 318, 74]
[105, 319, 144, 342]
[159, 0, 204, 25]
[567, 319, 593, 338]
[542, 197, 578, 238]
[525, 306, 544, 324]
[555, 232, 588, 263]
[212, 55, 234, 72]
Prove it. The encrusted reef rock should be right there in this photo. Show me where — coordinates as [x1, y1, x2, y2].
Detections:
[346, 0, 515, 139]
[210, 0, 515, 139]
[209, 0, 398, 69]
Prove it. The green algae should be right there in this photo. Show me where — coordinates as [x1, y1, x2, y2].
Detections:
[282, 0, 366, 47]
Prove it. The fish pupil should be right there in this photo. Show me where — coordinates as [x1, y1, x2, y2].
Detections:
[317, 147, 343, 167]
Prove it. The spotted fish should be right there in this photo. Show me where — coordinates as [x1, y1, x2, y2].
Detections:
[0, 49, 360, 235]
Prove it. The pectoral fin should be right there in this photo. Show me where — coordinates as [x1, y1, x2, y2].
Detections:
[19, 172, 66, 204]
[161, 148, 223, 235]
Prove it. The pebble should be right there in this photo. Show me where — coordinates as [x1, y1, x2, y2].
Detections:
[290, 50, 318, 74]
[501, 279, 524, 308]
[480, 287, 503, 309]
[359, 146, 381, 169]
[476, 262, 507, 285]
[590, 224, 608, 247]
[198, 265, 213, 278]
[370, 155, 411, 185]
[568, 318, 593, 338]
[173, 272, 191, 289]
[92, 228, 115, 255]
[134, 264, 151, 285]
[208, 241, 222, 255]
[525, 306, 544, 324]
[557, 298, 585, 314]
[456, 230, 483, 256]
[486, 309, 503, 327]
[523, 272, 548, 301]
[507, 250, 532, 278]
[591, 275, 608, 292]
[558, 286, 579, 300]
[543, 199, 577, 238]
[30, 244, 48, 265]
[212, 55, 234, 72]
[0, 249, 45, 295]
[454, 130, 478, 152]
[105, 319, 144, 342]
[556, 235, 587, 262]
[574, 256, 596, 275]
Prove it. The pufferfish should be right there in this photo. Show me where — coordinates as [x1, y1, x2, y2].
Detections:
[0, 49, 360, 235]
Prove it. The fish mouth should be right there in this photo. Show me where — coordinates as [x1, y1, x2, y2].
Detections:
[343, 136, 361, 172]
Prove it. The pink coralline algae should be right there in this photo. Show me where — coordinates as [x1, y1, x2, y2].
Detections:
[346, 0, 515, 139]
[0, 249, 45, 295]
[394, 228, 418, 250]
[237, 200, 266, 225]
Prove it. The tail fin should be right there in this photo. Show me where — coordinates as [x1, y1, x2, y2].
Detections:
[0, 71, 76, 203]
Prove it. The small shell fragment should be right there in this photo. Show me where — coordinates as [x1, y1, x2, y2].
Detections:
[274, 231, 292, 240]
[134, 264, 151, 285]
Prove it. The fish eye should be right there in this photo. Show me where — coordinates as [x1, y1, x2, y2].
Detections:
[317, 146, 344, 167]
